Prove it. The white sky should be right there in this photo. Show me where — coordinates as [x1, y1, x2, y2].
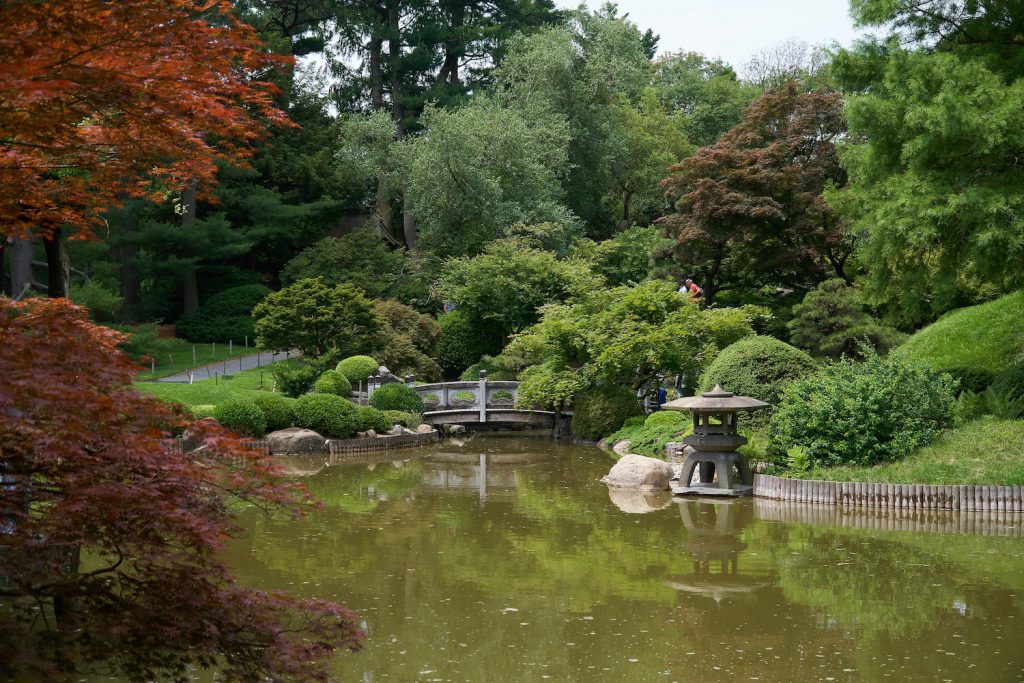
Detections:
[562, 0, 869, 71]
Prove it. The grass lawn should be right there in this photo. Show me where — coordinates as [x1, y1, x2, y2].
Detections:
[893, 290, 1024, 374]
[791, 417, 1024, 485]
[133, 337, 257, 379]
[136, 362, 288, 407]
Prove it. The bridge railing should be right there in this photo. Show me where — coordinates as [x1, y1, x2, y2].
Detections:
[367, 371, 519, 421]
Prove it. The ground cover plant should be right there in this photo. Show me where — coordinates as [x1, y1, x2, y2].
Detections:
[606, 410, 692, 458]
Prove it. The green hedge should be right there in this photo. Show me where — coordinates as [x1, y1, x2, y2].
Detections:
[293, 394, 360, 438]
[336, 355, 379, 383]
[213, 399, 267, 437]
[357, 406, 392, 433]
[571, 384, 642, 442]
[251, 393, 295, 432]
[768, 350, 957, 469]
[701, 335, 818, 427]
[314, 370, 352, 397]
[368, 383, 424, 413]
[175, 284, 270, 343]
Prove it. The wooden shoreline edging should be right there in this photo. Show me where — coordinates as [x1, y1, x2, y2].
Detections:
[753, 473, 1024, 514]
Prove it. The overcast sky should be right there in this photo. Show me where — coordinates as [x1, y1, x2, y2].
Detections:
[562, 0, 869, 72]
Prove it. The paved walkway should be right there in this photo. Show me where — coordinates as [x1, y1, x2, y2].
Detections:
[157, 350, 298, 383]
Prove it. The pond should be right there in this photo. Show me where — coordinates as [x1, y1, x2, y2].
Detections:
[224, 436, 1024, 682]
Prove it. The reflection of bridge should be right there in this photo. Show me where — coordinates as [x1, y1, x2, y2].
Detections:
[371, 373, 563, 429]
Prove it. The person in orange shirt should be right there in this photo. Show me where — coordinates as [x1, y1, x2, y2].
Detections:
[679, 278, 704, 302]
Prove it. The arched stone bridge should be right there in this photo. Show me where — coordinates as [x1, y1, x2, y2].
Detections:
[367, 372, 561, 429]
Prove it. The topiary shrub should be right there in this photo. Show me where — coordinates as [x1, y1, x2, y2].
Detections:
[570, 384, 642, 442]
[213, 399, 267, 437]
[701, 335, 819, 427]
[383, 410, 423, 428]
[175, 284, 271, 343]
[293, 394, 360, 438]
[644, 410, 688, 428]
[314, 370, 352, 397]
[357, 406, 392, 433]
[369, 383, 425, 413]
[767, 348, 957, 469]
[191, 404, 216, 420]
[336, 355, 379, 383]
[251, 393, 295, 432]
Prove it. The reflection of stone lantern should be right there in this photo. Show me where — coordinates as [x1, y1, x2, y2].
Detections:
[662, 385, 768, 496]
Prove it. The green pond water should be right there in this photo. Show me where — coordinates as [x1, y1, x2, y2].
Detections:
[224, 436, 1024, 682]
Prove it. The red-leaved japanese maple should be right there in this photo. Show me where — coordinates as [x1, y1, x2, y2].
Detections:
[0, 0, 290, 240]
[0, 298, 362, 681]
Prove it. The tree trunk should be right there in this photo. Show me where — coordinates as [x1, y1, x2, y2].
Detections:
[402, 186, 417, 252]
[115, 201, 141, 317]
[10, 236, 34, 299]
[369, 28, 385, 111]
[438, 2, 465, 87]
[43, 228, 69, 299]
[373, 186, 401, 245]
[702, 250, 723, 306]
[181, 183, 199, 314]
[617, 190, 632, 232]
[388, 5, 404, 138]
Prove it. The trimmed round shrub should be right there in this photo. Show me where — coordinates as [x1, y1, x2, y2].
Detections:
[251, 393, 295, 432]
[644, 410, 688, 428]
[767, 350, 957, 469]
[213, 399, 267, 437]
[357, 406, 392, 433]
[314, 370, 352, 396]
[701, 335, 819, 427]
[383, 410, 423, 428]
[191, 404, 216, 420]
[571, 384, 642, 442]
[175, 284, 271, 343]
[293, 394, 360, 438]
[369, 383, 424, 413]
[336, 355, 379, 383]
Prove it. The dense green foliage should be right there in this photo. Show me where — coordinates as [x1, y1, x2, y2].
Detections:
[512, 280, 755, 410]
[213, 399, 267, 438]
[336, 356, 380, 383]
[293, 394, 360, 439]
[990, 361, 1024, 419]
[788, 280, 904, 359]
[570, 384, 642, 441]
[250, 393, 295, 432]
[357, 406, 392, 433]
[768, 350, 957, 469]
[175, 284, 270, 343]
[606, 410, 692, 458]
[368, 383, 425, 413]
[253, 278, 378, 358]
[382, 410, 423, 428]
[313, 370, 352, 397]
[436, 311, 504, 374]
[892, 291, 1024, 391]
[571, 226, 672, 286]
[371, 300, 442, 380]
[701, 335, 819, 426]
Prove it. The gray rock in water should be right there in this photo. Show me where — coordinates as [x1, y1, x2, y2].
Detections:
[266, 427, 327, 455]
[414, 424, 434, 434]
[445, 424, 466, 435]
[600, 453, 674, 490]
[607, 487, 674, 513]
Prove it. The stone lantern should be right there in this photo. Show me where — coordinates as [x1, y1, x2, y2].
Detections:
[661, 385, 768, 496]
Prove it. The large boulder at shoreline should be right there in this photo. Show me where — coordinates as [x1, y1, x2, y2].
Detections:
[415, 424, 434, 434]
[267, 427, 328, 455]
[601, 454, 673, 490]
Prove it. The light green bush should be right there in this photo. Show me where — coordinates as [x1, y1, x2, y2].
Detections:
[357, 406, 392, 433]
[336, 355, 379, 383]
[368, 383, 425, 413]
[768, 348, 957, 469]
[383, 410, 423, 428]
[191, 404, 217, 420]
[644, 410, 688, 428]
[293, 394, 360, 438]
[251, 393, 295, 432]
[213, 399, 267, 437]
[314, 370, 352, 397]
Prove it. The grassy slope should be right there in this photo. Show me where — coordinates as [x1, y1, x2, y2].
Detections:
[792, 417, 1024, 485]
[134, 338, 256, 379]
[893, 290, 1024, 372]
[136, 363, 283, 407]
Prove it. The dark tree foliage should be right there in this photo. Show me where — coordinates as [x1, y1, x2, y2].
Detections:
[659, 83, 851, 304]
[0, 298, 361, 681]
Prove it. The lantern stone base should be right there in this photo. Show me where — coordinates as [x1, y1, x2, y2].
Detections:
[670, 450, 753, 497]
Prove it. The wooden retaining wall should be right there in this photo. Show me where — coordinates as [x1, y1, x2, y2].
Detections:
[753, 497, 1024, 537]
[754, 473, 1024, 514]
[326, 430, 440, 454]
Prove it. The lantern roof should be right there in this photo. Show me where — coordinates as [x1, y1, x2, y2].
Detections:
[662, 385, 769, 412]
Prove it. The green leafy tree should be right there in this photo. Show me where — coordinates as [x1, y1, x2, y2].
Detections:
[371, 299, 443, 380]
[572, 225, 673, 286]
[438, 238, 601, 342]
[828, 2, 1024, 323]
[510, 280, 755, 409]
[788, 279, 905, 359]
[253, 278, 379, 357]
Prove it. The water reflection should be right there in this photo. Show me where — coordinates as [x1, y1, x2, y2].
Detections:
[221, 438, 1024, 682]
